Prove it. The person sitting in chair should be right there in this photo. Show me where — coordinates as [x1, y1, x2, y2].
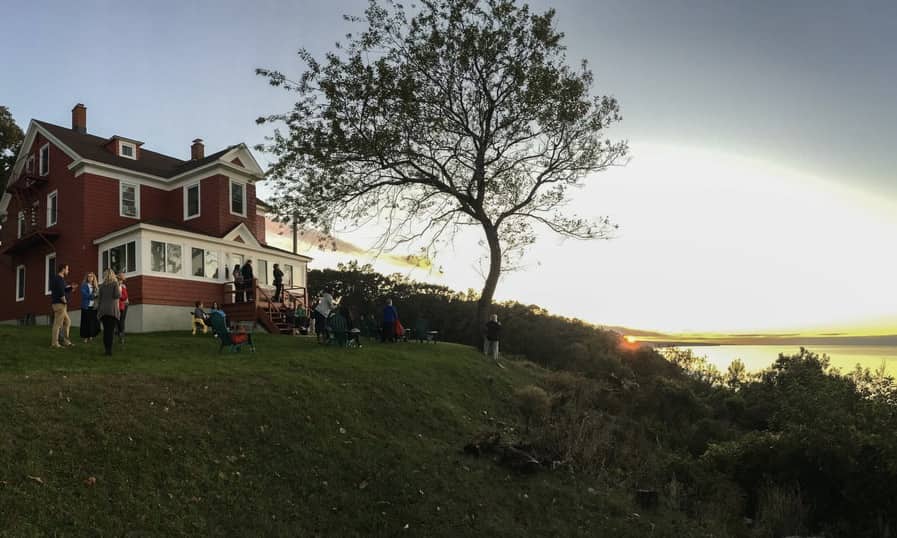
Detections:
[192, 301, 209, 335]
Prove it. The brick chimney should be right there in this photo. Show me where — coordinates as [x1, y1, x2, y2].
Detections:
[191, 138, 204, 160]
[72, 103, 87, 134]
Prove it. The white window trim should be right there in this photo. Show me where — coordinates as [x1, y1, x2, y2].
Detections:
[45, 253, 56, 295]
[119, 141, 137, 160]
[119, 181, 140, 219]
[17, 211, 24, 238]
[229, 179, 247, 217]
[184, 182, 201, 220]
[15, 265, 25, 302]
[46, 190, 58, 227]
[39, 143, 50, 176]
[25, 155, 35, 174]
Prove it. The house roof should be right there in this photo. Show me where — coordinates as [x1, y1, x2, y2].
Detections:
[93, 220, 313, 262]
[34, 120, 239, 179]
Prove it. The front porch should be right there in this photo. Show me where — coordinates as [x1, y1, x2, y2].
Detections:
[221, 279, 309, 335]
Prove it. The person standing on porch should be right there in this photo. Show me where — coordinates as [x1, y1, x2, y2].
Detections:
[97, 269, 121, 356]
[49, 263, 73, 348]
[241, 260, 255, 302]
[233, 264, 244, 302]
[272, 263, 284, 303]
[116, 272, 129, 344]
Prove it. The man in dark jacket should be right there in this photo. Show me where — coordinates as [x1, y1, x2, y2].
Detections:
[241, 260, 255, 302]
[484, 314, 501, 363]
[50, 263, 73, 348]
[272, 263, 284, 302]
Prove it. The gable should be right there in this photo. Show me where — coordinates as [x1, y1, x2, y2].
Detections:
[222, 222, 262, 248]
[221, 145, 264, 176]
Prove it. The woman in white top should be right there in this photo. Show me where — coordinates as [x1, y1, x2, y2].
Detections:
[314, 289, 335, 343]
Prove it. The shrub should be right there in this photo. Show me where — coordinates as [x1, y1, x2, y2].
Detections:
[513, 385, 551, 433]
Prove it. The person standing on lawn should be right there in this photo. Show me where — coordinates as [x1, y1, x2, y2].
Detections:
[314, 289, 335, 344]
[381, 299, 398, 343]
[272, 263, 284, 302]
[484, 314, 502, 363]
[49, 263, 73, 348]
[97, 269, 122, 356]
[116, 272, 129, 344]
[79, 272, 100, 343]
[241, 260, 255, 302]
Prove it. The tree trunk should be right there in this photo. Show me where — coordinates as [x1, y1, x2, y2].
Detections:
[475, 225, 502, 347]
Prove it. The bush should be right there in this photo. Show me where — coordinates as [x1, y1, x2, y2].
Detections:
[513, 385, 550, 433]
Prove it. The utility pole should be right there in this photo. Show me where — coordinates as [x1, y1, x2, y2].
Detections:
[292, 213, 298, 254]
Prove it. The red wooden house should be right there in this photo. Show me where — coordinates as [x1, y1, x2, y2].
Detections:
[0, 104, 310, 332]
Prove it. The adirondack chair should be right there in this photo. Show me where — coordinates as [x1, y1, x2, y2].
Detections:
[191, 312, 209, 335]
[414, 319, 438, 344]
[362, 315, 380, 342]
[328, 313, 349, 347]
[207, 312, 255, 353]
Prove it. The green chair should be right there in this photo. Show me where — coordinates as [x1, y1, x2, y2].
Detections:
[328, 314, 349, 347]
[362, 316, 380, 342]
[414, 319, 438, 343]
[208, 312, 256, 353]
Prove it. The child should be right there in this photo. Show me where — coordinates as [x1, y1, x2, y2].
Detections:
[484, 314, 502, 364]
[192, 301, 209, 335]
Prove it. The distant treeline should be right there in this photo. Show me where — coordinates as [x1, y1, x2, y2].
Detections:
[310, 263, 897, 537]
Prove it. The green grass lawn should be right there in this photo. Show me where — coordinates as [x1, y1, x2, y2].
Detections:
[0, 325, 699, 537]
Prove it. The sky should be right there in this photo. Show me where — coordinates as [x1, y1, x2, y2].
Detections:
[2, 0, 896, 336]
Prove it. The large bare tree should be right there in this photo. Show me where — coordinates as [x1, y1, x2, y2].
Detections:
[256, 0, 628, 337]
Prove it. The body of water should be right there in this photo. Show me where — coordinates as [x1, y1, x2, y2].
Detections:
[675, 345, 897, 375]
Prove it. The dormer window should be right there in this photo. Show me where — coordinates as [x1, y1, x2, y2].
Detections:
[119, 141, 137, 159]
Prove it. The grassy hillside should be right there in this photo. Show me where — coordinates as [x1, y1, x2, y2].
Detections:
[0, 326, 707, 537]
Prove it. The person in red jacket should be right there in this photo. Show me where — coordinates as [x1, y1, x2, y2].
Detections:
[116, 272, 130, 344]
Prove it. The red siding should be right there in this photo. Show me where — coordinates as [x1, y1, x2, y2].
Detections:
[128, 275, 225, 307]
[0, 134, 85, 320]
[1, 130, 264, 322]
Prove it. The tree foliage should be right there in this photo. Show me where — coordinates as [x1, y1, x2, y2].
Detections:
[309, 263, 897, 535]
[0, 106, 25, 190]
[257, 0, 628, 331]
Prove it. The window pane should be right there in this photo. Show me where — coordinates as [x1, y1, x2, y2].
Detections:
[121, 144, 133, 157]
[192, 248, 204, 277]
[284, 265, 293, 286]
[48, 193, 57, 226]
[102, 250, 109, 272]
[126, 241, 136, 272]
[167, 244, 182, 273]
[205, 250, 219, 279]
[187, 185, 199, 217]
[258, 259, 268, 285]
[17, 268, 25, 298]
[231, 182, 244, 214]
[150, 241, 166, 272]
[46, 256, 56, 292]
[109, 246, 124, 274]
[40, 146, 49, 175]
[121, 185, 137, 217]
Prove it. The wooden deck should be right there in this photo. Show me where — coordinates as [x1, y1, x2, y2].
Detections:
[220, 280, 308, 335]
